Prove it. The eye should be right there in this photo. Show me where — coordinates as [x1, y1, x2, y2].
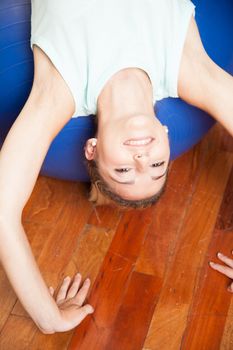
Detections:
[115, 168, 131, 173]
[151, 161, 165, 168]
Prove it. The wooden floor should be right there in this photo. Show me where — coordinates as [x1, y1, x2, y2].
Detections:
[0, 124, 232, 350]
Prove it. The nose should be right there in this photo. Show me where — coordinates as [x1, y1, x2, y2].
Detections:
[133, 153, 149, 172]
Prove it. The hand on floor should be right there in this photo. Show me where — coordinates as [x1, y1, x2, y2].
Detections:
[209, 251, 233, 293]
[49, 273, 94, 332]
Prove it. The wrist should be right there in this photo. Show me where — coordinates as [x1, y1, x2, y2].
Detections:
[35, 311, 61, 334]
[34, 300, 63, 334]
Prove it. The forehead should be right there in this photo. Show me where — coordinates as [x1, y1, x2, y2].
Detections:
[104, 174, 167, 200]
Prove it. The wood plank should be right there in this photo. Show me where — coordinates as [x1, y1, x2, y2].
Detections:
[182, 166, 233, 349]
[64, 224, 116, 283]
[1, 178, 78, 324]
[22, 177, 77, 225]
[106, 272, 162, 350]
[0, 268, 17, 332]
[12, 182, 93, 317]
[135, 147, 202, 278]
[68, 252, 133, 349]
[130, 148, 205, 349]
[221, 299, 233, 349]
[143, 304, 190, 350]
[87, 205, 122, 230]
[215, 167, 233, 231]
[181, 230, 233, 349]
[29, 329, 73, 350]
[143, 151, 233, 350]
[108, 207, 155, 261]
[199, 124, 233, 155]
[182, 316, 228, 350]
[79, 252, 133, 328]
[37, 188, 92, 280]
[211, 124, 233, 153]
[69, 204, 158, 349]
[11, 210, 115, 348]
[0, 316, 37, 350]
[0, 124, 231, 349]
[68, 198, 180, 349]
[20, 225, 109, 350]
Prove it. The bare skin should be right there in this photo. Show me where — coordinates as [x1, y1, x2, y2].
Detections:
[210, 252, 233, 292]
[86, 68, 170, 200]
[85, 16, 233, 200]
[0, 14, 232, 333]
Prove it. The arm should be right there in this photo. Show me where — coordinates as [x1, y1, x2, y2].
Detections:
[178, 20, 233, 292]
[0, 46, 93, 333]
[178, 16, 233, 136]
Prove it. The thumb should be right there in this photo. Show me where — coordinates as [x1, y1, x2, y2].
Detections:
[49, 286, 55, 296]
[76, 304, 94, 323]
[227, 282, 233, 293]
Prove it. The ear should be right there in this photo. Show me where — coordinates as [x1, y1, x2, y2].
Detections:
[84, 138, 97, 160]
[164, 125, 169, 134]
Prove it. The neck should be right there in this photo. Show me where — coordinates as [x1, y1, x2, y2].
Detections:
[97, 68, 155, 124]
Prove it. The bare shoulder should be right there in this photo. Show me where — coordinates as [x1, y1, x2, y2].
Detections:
[31, 45, 75, 115]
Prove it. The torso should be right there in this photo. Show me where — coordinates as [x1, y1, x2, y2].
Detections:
[31, 0, 195, 117]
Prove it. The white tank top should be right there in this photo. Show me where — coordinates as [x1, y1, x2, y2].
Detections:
[30, 0, 195, 118]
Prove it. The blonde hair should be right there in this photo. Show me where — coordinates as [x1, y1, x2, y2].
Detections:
[89, 181, 115, 206]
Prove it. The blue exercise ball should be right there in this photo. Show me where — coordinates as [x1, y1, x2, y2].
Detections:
[0, 0, 232, 181]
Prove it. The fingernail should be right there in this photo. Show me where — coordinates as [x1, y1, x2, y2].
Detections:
[64, 276, 70, 280]
[76, 273, 81, 278]
[217, 252, 222, 258]
[209, 261, 215, 266]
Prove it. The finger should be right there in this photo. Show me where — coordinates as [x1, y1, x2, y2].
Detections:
[56, 276, 71, 303]
[74, 278, 91, 306]
[75, 304, 94, 324]
[67, 273, 82, 299]
[209, 262, 233, 279]
[49, 286, 55, 296]
[227, 282, 233, 293]
[217, 252, 233, 268]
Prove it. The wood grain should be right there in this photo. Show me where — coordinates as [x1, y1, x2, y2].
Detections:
[0, 316, 37, 350]
[182, 165, 233, 350]
[143, 149, 233, 349]
[0, 124, 232, 350]
[106, 272, 161, 350]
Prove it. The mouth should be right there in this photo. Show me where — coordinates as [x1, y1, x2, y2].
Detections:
[123, 137, 154, 146]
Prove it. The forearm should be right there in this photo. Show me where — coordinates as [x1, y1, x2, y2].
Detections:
[0, 218, 61, 333]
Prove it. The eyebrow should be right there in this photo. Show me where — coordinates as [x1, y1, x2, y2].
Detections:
[109, 170, 168, 185]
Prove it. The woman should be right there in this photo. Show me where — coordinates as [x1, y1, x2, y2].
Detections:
[0, 0, 232, 334]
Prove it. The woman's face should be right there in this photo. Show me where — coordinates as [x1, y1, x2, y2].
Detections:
[87, 114, 170, 200]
